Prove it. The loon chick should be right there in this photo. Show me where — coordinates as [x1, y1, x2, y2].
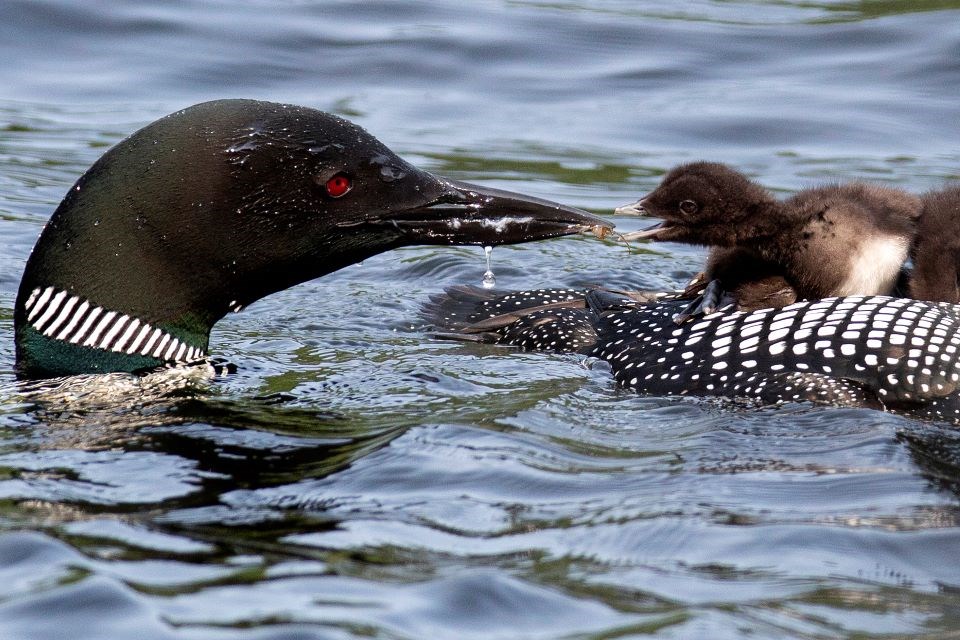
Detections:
[15, 99, 609, 379]
[618, 162, 920, 304]
[910, 185, 960, 303]
[673, 247, 797, 320]
[424, 286, 960, 422]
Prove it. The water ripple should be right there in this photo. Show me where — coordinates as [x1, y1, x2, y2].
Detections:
[2, 0, 960, 637]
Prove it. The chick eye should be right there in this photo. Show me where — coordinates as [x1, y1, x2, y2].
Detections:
[679, 200, 698, 215]
[325, 174, 352, 198]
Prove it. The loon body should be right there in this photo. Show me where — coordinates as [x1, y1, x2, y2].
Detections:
[910, 185, 960, 303]
[618, 162, 920, 307]
[423, 166, 960, 420]
[424, 286, 960, 421]
[15, 99, 609, 378]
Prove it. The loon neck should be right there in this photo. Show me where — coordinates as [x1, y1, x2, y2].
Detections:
[16, 285, 210, 377]
[14, 233, 380, 377]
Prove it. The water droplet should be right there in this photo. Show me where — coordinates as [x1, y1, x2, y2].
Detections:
[481, 245, 496, 289]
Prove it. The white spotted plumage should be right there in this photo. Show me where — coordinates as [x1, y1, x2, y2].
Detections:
[425, 287, 960, 422]
[591, 295, 960, 412]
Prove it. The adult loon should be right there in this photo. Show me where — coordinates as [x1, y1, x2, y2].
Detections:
[910, 185, 960, 303]
[617, 162, 920, 312]
[14, 99, 609, 379]
[424, 285, 960, 421]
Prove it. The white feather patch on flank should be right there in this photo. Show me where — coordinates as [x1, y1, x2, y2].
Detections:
[835, 235, 909, 297]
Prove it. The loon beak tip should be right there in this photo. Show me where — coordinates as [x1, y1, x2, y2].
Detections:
[388, 177, 612, 246]
[614, 199, 648, 217]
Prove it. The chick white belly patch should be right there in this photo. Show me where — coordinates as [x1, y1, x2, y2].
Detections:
[834, 235, 908, 297]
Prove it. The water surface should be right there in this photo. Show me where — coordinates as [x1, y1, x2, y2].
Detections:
[2, 1, 960, 638]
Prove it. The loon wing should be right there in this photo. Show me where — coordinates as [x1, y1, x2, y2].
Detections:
[423, 288, 960, 421]
[422, 285, 671, 352]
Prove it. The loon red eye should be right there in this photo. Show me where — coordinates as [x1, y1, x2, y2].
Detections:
[325, 174, 352, 198]
[679, 199, 698, 215]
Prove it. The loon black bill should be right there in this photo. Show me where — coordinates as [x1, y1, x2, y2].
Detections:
[360, 178, 612, 246]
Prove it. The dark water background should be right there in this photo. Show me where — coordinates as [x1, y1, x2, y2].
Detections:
[3, 1, 960, 638]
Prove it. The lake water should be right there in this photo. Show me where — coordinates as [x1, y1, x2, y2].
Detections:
[2, 1, 960, 638]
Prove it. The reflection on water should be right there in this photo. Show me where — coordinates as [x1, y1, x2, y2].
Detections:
[1, 0, 960, 638]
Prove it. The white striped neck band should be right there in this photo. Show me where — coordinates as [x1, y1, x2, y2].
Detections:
[22, 286, 206, 364]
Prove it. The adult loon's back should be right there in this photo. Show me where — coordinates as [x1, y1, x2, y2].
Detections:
[15, 99, 609, 379]
[424, 285, 960, 422]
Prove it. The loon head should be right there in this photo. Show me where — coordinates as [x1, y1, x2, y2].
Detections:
[616, 161, 776, 246]
[15, 99, 609, 378]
